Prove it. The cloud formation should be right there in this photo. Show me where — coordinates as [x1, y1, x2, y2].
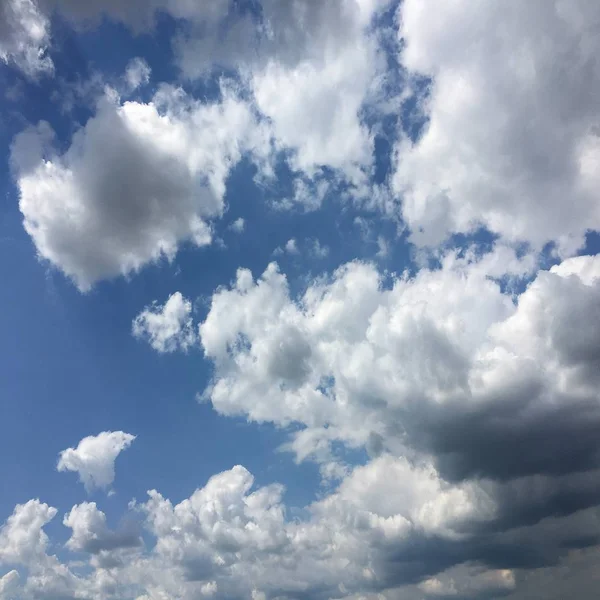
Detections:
[64, 501, 141, 563]
[133, 292, 196, 353]
[0, 0, 53, 77]
[57, 431, 136, 492]
[394, 0, 600, 253]
[1, 1, 599, 599]
[4, 457, 600, 600]
[11, 85, 270, 290]
[199, 252, 600, 484]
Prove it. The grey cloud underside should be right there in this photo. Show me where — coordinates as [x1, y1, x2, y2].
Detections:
[10, 87, 267, 290]
[186, 253, 600, 597]
[199, 254, 600, 484]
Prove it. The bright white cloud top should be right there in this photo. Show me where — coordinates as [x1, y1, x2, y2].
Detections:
[1, 1, 600, 600]
[57, 432, 136, 493]
[133, 291, 196, 353]
[394, 0, 600, 253]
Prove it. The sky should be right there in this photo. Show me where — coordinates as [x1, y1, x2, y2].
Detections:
[0, 1, 600, 599]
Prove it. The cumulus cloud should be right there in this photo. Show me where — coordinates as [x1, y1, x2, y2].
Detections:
[124, 57, 151, 92]
[69, 0, 389, 189]
[198, 251, 600, 498]
[64, 502, 141, 558]
[10, 85, 270, 290]
[2, 2, 600, 599]
[57, 431, 136, 492]
[4, 458, 600, 600]
[0, 0, 53, 77]
[394, 0, 600, 253]
[133, 292, 196, 353]
[0, 570, 19, 596]
[0, 500, 56, 565]
[228, 218, 245, 234]
[175, 0, 392, 198]
[4, 0, 392, 218]
[244, 0, 391, 187]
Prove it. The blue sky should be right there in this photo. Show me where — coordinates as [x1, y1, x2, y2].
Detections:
[1, 2, 600, 600]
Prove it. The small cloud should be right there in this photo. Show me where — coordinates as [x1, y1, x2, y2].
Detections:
[376, 236, 389, 258]
[64, 502, 142, 554]
[309, 239, 329, 259]
[228, 218, 245, 233]
[273, 238, 300, 257]
[57, 432, 136, 493]
[124, 57, 151, 92]
[132, 292, 197, 353]
[354, 216, 371, 240]
[285, 238, 299, 254]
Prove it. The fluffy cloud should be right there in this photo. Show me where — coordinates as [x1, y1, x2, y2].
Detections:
[133, 457, 497, 598]
[3, 458, 600, 600]
[245, 0, 391, 189]
[133, 292, 196, 353]
[0, 0, 53, 77]
[394, 0, 600, 253]
[0, 570, 20, 596]
[249, 17, 375, 180]
[51, 0, 388, 189]
[63, 502, 141, 555]
[228, 218, 245, 234]
[124, 57, 151, 92]
[0, 500, 56, 565]
[11, 85, 269, 290]
[125, 246, 600, 596]
[198, 251, 600, 493]
[2, 2, 600, 599]
[170, 1, 392, 202]
[57, 431, 136, 492]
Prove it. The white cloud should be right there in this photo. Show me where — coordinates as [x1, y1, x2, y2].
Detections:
[63, 502, 141, 556]
[228, 218, 245, 234]
[199, 250, 600, 488]
[133, 292, 196, 353]
[247, 0, 388, 184]
[376, 235, 389, 258]
[11, 85, 270, 290]
[310, 239, 329, 259]
[0, 0, 53, 77]
[5, 0, 392, 211]
[285, 238, 299, 255]
[132, 457, 496, 599]
[172, 0, 390, 193]
[124, 57, 151, 92]
[394, 0, 600, 254]
[1, 2, 599, 599]
[419, 566, 516, 598]
[0, 570, 19, 596]
[0, 500, 56, 565]
[57, 431, 136, 492]
[2, 458, 600, 599]
[273, 238, 300, 257]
